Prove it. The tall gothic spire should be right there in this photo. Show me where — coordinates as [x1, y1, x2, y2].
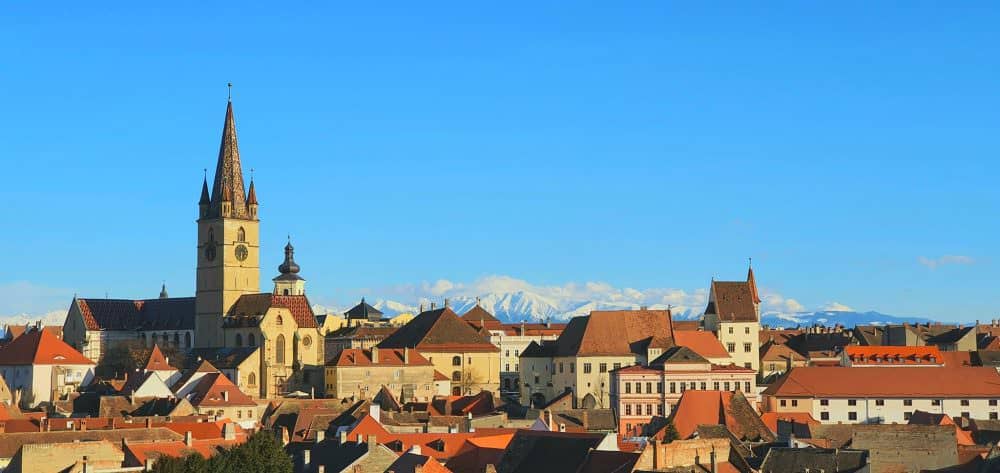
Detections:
[209, 100, 250, 219]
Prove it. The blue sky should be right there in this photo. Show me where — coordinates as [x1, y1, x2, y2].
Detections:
[1, 2, 997, 321]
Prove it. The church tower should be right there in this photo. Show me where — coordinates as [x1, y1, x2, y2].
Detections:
[195, 98, 261, 348]
[272, 239, 306, 296]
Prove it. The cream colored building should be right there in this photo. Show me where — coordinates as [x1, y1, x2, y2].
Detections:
[324, 347, 437, 402]
[702, 267, 762, 372]
[0, 329, 95, 408]
[377, 308, 500, 396]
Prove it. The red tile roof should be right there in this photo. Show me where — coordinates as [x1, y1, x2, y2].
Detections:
[378, 308, 498, 353]
[328, 348, 431, 367]
[125, 438, 242, 465]
[759, 412, 819, 435]
[0, 328, 94, 365]
[76, 297, 195, 331]
[225, 293, 318, 328]
[144, 344, 176, 371]
[760, 343, 807, 363]
[673, 331, 730, 359]
[346, 413, 514, 460]
[706, 281, 758, 323]
[461, 305, 500, 324]
[764, 366, 1000, 398]
[185, 372, 257, 407]
[555, 310, 675, 357]
[665, 390, 772, 441]
[844, 346, 944, 366]
[444, 434, 513, 473]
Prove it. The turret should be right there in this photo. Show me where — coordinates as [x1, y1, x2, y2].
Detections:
[246, 179, 258, 220]
[272, 238, 305, 296]
[199, 176, 210, 218]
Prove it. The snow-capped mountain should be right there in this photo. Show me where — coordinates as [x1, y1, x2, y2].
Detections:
[760, 310, 935, 329]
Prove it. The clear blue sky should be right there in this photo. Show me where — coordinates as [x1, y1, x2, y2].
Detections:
[1, 2, 997, 320]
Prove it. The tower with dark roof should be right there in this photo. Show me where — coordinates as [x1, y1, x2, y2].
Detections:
[195, 96, 261, 348]
[272, 239, 305, 296]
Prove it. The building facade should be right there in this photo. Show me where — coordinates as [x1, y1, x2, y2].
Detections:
[701, 266, 762, 372]
[0, 328, 95, 408]
[324, 347, 437, 402]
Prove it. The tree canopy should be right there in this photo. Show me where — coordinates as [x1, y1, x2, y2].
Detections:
[150, 431, 292, 473]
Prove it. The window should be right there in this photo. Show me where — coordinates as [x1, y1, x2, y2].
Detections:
[991, 413, 999, 420]
[769, 363, 776, 371]
[534, 376, 539, 384]
[961, 399, 970, 406]
[235, 333, 243, 347]
[275, 334, 286, 364]
[744, 382, 751, 393]
[780, 399, 787, 407]
[680, 383, 686, 392]
[559, 363, 564, 373]
[820, 412, 830, 421]
[875, 399, 884, 406]
[276, 315, 283, 326]
[990, 400, 998, 406]
[505, 350, 510, 357]
[625, 383, 631, 394]
[599, 363, 608, 373]
[647, 382, 653, 393]
[583, 363, 592, 374]
[744, 362, 752, 369]
[713, 382, 720, 390]
[724, 382, 730, 391]
[635, 383, 641, 394]
[700, 382, 706, 390]
[728, 327, 734, 334]
[237, 409, 243, 419]
[791, 400, 798, 407]
[237, 227, 246, 242]
[904, 412, 912, 421]
[625, 405, 632, 415]
[570, 363, 574, 373]
[613, 363, 621, 370]
[248, 373, 256, 386]
[848, 412, 858, 421]
[173, 333, 180, 345]
[185, 332, 191, 347]
[505, 364, 510, 372]
[452, 356, 462, 366]
[646, 404, 653, 415]
[820, 399, 829, 406]
[452, 371, 462, 382]
[932, 399, 942, 406]
[658, 404, 664, 415]
[962, 412, 971, 418]
[248, 333, 256, 346]
[903, 399, 912, 406]
[727, 343, 736, 353]
[848, 399, 857, 406]
[669, 382, 676, 393]
[745, 326, 751, 334]
[743, 343, 752, 353]
[656, 382, 662, 393]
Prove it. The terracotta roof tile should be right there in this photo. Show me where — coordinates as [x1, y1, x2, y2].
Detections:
[661, 390, 773, 442]
[143, 344, 175, 371]
[76, 297, 195, 331]
[329, 348, 431, 367]
[185, 372, 256, 407]
[0, 328, 94, 365]
[461, 305, 500, 323]
[706, 281, 758, 323]
[378, 308, 497, 353]
[225, 293, 317, 328]
[764, 366, 1000, 398]
[673, 331, 730, 359]
[554, 310, 675, 357]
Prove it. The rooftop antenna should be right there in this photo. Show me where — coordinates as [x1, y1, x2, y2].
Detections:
[227, 82, 233, 102]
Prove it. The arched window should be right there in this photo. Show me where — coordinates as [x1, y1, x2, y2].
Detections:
[452, 356, 461, 366]
[161, 333, 168, 344]
[173, 333, 180, 345]
[185, 332, 192, 347]
[275, 334, 286, 364]
[248, 372, 256, 386]
[276, 315, 283, 326]
[237, 227, 246, 242]
[452, 370, 462, 382]
[140, 333, 147, 346]
[248, 333, 256, 347]
[235, 333, 243, 347]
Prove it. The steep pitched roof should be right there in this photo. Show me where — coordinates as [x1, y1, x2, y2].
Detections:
[705, 281, 758, 323]
[144, 344, 175, 371]
[461, 305, 500, 324]
[763, 366, 1000, 398]
[552, 310, 675, 357]
[493, 429, 609, 473]
[224, 293, 317, 328]
[747, 266, 762, 304]
[384, 453, 452, 473]
[343, 298, 384, 321]
[184, 372, 256, 407]
[76, 297, 195, 331]
[0, 328, 94, 365]
[377, 308, 498, 352]
[207, 100, 251, 219]
[662, 390, 773, 442]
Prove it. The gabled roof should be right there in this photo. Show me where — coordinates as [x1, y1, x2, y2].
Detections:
[760, 342, 807, 363]
[0, 328, 94, 365]
[170, 360, 219, 392]
[673, 331, 731, 360]
[705, 281, 758, 323]
[185, 372, 256, 407]
[662, 390, 773, 442]
[144, 344, 176, 371]
[224, 293, 317, 328]
[377, 308, 498, 353]
[763, 366, 1000, 398]
[461, 305, 500, 323]
[652, 346, 710, 365]
[75, 297, 195, 331]
[493, 429, 609, 473]
[553, 310, 675, 357]
[384, 453, 452, 473]
[760, 448, 868, 473]
[188, 347, 258, 369]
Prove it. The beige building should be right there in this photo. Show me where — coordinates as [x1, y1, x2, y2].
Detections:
[377, 308, 500, 396]
[0, 328, 95, 409]
[324, 347, 437, 402]
[702, 266, 762, 372]
[520, 309, 677, 409]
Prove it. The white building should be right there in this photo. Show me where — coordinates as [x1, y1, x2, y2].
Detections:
[762, 366, 1000, 424]
[0, 327, 95, 408]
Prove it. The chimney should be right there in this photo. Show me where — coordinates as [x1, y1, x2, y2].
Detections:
[650, 439, 659, 469]
[558, 423, 566, 432]
[144, 458, 154, 471]
[444, 298, 450, 308]
[0, 421, 5, 434]
[582, 410, 589, 430]
[357, 434, 364, 444]
[80, 419, 87, 432]
[145, 418, 153, 429]
[302, 449, 311, 466]
[403, 347, 410, 365]
[223, 423, 236, 441]
[371, 347, 379, 364]
[185, 431, 194, 447]
[544, 410, 554, 431]
[710, 447, 717, 473]
[369, 404, 381, 423]
[485, 466, 497, 473]
[419, 303, 424, 313]
[315, 429, 325, 443]
[110, 418, 117, 430]
[414, 465, 423, 473]
[367, 434, 377, 451]
[222, 390, 229, 402]
[409, 445, 422, 455]
[465, 412, 474, 433]
[430, 302, 437, 310]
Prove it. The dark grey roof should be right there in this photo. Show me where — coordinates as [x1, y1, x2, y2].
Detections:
[188, 347, 258, 369]
[652, 346, 710, 365]
[344, 298, 383, 320]
[494, 430, 608, 473]
[852, 424, 958, 473]
[759, 448, 868, 473]
[521, 340, 558, 358]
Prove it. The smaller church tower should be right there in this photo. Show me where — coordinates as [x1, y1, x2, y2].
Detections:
[273, 239, 305, 296]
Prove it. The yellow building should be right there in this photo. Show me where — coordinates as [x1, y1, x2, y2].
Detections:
[376, 308, 500, 396]
[702, 266, 762, 372]
[324, 347, 437, 402]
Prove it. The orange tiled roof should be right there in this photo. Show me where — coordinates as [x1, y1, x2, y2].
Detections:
[764, 366, 1000, 398]
[346, 413, 515, 460]
[125, 438, 242, 465]
[0, 328, 94, 365]
[329, 348, 431, 367]
[844, 345, 943, 365]
[674, 331, 730, 359]
[185, 372, 256, 407]
[144, 344, 176, 371]
[556, 310, 675, 357]
[224, 293, 318, 328]
[759, 412, 819, 435]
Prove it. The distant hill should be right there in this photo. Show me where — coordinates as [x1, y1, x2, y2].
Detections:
[759, 310, 936, 329]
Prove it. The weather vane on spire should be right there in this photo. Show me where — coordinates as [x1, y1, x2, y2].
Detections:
[227, 82, 232, 102]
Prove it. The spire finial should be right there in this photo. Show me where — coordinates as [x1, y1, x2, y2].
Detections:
[748, 257, 753, 268]
[227, 82, 232, 102]
[203, 168, 207, 180]
[250, 167, 254, 182]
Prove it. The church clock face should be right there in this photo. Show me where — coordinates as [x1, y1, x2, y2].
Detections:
[235, 244, 249, 262]
[204, 244, 217, 261]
